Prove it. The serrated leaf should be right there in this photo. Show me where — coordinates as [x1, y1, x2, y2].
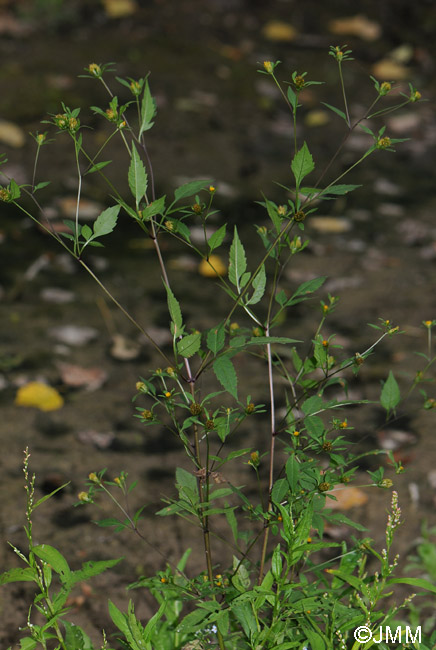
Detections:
[139, 80, 156, 138]
[246, 264, 266, 305]
[288, 276, 326, 305]
[208, 224, 226, 251]
[142, 195, 166, 220]
[228, 226, 247, 290]
[291, 141, 315, 187]
[271, 478, 289, 504]
[380, 370, 400, 413]
[320, 183, 362, 196]
[176, 467, 198, 495]
[164, 283, 183, 336]
[177, 332, 201, 357]
[207, 323, 225, 355]
[93, 205, 120, 237]
[213, 356, 238, 399]
[128, 143, 148, 208]
[174, 179, 212, 202]
[0, 567, 37, 585]
[69, 558, 122, 588]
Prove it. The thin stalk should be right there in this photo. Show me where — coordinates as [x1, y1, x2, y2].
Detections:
[31, 143, 42, 190]
[258, 323, 277, 584]
[73, 138, 82, 256]
[338, 62, 351, 128]
[78, 259, 173, 364]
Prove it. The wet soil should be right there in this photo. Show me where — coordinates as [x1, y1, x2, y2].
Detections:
[0, 0, 436, 646]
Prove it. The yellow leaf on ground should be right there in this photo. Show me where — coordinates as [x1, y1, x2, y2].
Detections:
[15, 382, 64, 411]
[262, 20, 296, 42]
[101, 0, 137, 18]
[199, 255, 227, 277]
[328, 15, 382, 41]
[371, 59, 410, 80]
[329, 486, 368, 510]
[0, 119, 26, 148]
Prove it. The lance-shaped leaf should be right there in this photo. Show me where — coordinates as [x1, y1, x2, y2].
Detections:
[208, 224, 226, 251]
[246, 264, 266, 305]
[174, 179, 212, 202]
[291, 141, 315, 188]
[128, 143, 148, 208]
[380, 370, 400, 414]
[139, 80, 156, 138]
[207, 323, 225, 355]
[213, 356, 238, 400]
[164, 283, 183, 337]
[228, 226, 247, 291]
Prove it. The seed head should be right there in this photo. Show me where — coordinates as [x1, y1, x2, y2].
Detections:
[88, 472, 99, 483]
[141, 409, 153, 420]
[130, 80, 141, 95]
[318, 481, 331, 492]
[0, 188, 12, 202]
[190, 402, 202, 415]
[293, 74, 305, 90]
[263, 61, 274, 74]
[136, 381, 146, 392]
[379, 81, 392, 96]
[105, 108, 118, 122]
[246, 402, 255, 414]
[191, 202, 202, 214]
[322, 441, 332, 452]
[294, 210, 306, 222]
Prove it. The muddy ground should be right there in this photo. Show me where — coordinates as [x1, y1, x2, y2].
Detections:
[0, 0, 436, 646]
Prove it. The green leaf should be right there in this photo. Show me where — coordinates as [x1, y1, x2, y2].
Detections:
[287, 85, 298, 111]
[319, 183, 361, 197]
[387, 577, 436, 595]
[246, 336, 301, 346]
[85, 160, 112, 175]
[176, 467, 198, 495]
[246, 265, 266, 305]
[164, 283, 183, 337]
[289, 276, 326, 304]
[33, 181, 51, 191]
[213, 356, 238, 399]
[177, 332, 201, 357]
[207, 323, 225, 355]
[142, 195, 166, 220]
[271, 478, 289, 504]
[321, 102, 347, 122]
[208, 224, 226, 251]
[271, 544, 283, 579]
[228, 226, 247, 291]
[291, 141, 315, 187]
[139, 79, 156, 137]
[174, 179, 212, 202]
[128, 142, 148, 207]
[286, 455, 299, 493]
[63, 621, 94, 650]
[380, 370, 401, 413]
[93, 205, 120, 237]
[264, 197, 282, 233]
[0, 567, 37, 585]
[32, 544, 72, 585]
[68, 558, 122, 587]
[81, 224, 93, 240]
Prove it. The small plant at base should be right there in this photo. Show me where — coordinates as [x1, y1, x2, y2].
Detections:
[1, 48, 435, 649]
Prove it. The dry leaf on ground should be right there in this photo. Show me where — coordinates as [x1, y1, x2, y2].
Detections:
[328, 15, 381, 41]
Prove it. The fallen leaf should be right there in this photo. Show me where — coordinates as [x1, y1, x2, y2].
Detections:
[57, 363, 107, 391]
[328, 486, 368, 510]
[262, 20, 296, 42]
[40, 287, 75, 304]
[328, 15, 382, 41]
[0, 119, 26, 148]
[309, 217, 352, 233]
[304, 109, 330, 128]
[49, 325, 99, 346]
[110, 334, 141, 360]
[15, 382, 64, 411]
[371, 59, 410, 80]
[57, 196, 103, 221]
[77, 429, 115, 449]
[199, 254, 227, 277]
[102, 0, 137, 18]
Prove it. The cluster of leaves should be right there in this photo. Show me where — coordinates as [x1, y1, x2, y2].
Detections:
[1, 51, 435, 650]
